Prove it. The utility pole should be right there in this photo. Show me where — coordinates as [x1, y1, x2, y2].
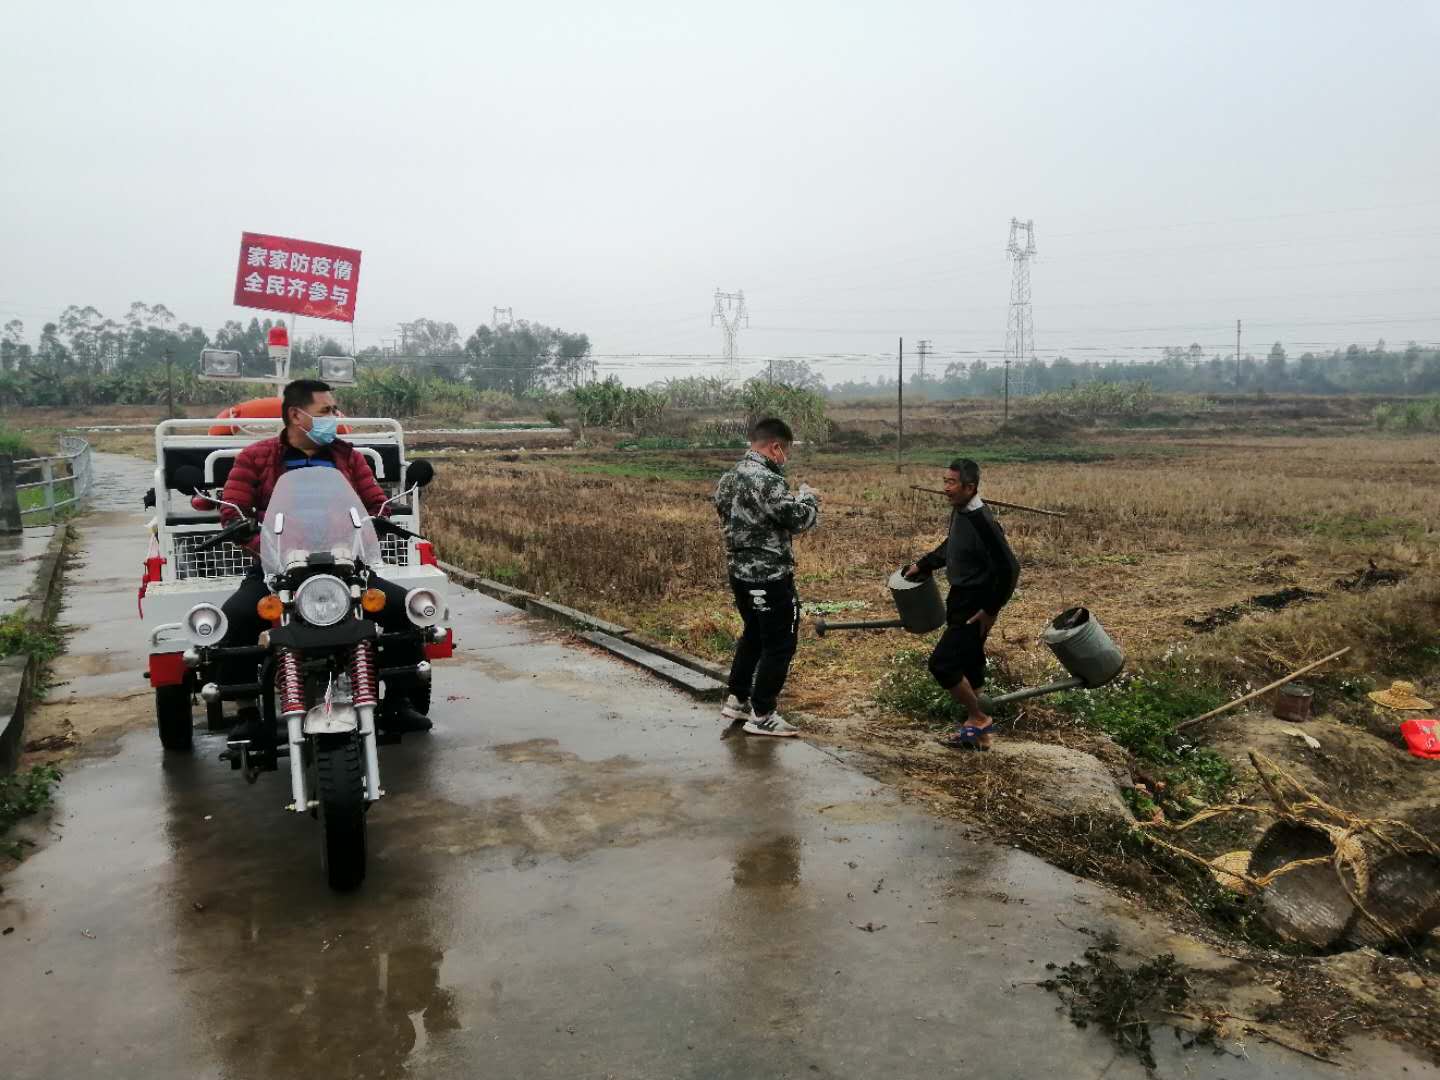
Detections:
[1235, 318, 1242, 393]
[1003, 357, 1010, 425]
[897, 337, 904, 474]
[1004, 218, 1037, 401]
[711, 289, 748, 382]
[164, 347, 174, 419]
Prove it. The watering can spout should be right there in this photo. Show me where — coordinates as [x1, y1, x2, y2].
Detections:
[980, 607, 1126, 710]
[811, 569, 947, 636]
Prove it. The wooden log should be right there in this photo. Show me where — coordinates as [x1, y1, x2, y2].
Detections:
[909, 485, 1067, 518]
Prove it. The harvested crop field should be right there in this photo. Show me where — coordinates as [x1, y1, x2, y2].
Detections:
[426, 432, 1438, 712]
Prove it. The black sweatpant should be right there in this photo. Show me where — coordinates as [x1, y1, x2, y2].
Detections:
[218, 565, 422, 689]
[727, 574, 801, 718]
[927, 588, 988, 693]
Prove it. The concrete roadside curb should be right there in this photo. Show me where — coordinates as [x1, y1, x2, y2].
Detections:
[0, 524, 70, 773]
[580, 632, 727, 701]
[622, 632, 729, 683]
[438, 559, 729, 700]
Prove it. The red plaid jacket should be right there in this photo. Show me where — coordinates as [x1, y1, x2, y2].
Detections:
[220, 435, 388, 528]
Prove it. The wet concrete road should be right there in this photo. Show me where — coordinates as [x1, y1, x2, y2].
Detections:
[1, 455, 1432, 1079]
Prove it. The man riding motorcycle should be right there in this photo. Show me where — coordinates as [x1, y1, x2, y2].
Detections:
[217, 378, 431, 741]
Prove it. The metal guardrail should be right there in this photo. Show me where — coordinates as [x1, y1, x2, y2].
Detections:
[8, 437, 93, 524]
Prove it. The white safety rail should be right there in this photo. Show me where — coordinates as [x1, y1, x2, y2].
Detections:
[150, 417, 420, 582]
[15, 436, 93, 521]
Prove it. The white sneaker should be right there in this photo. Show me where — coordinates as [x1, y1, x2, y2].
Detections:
[743, 711, 799, 737]
[721, 695, 750, 722]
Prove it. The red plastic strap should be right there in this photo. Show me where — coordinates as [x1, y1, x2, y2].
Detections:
[137, 555, 167, 618]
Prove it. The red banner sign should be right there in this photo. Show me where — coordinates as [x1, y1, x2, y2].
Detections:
[232, 231, 362, 323]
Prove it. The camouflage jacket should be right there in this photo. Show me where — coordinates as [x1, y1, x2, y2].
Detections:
[713, 450, 819, 582]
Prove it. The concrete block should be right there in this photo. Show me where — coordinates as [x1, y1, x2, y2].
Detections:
[622, 632, 729, 682]
[526, 597, 629, 637]
[1, 525, 68, 774]
[581, 631, 726, 701]
[437, 561, 532, 608]
[0, 654, 30, 773]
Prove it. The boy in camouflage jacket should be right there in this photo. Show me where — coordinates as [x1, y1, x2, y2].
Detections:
[713, 418, 819, 736]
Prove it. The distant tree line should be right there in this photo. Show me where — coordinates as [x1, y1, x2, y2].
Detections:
[4, 302, 1435, 410]
[826, 340, 1440, 400]
[0, 304, 592, 408]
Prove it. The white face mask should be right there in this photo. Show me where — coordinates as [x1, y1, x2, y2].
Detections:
[299, 409, 340, 445]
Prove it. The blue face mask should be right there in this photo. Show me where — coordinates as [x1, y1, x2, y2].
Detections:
[302, 411, 339, 446]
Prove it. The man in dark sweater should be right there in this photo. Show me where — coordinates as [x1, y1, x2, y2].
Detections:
[903, 458, 1020, 750]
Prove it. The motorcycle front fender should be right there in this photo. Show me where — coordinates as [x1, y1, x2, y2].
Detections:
[303, 703, 360, 736]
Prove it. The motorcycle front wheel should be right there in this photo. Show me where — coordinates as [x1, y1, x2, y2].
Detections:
[314, 733, 367, 891]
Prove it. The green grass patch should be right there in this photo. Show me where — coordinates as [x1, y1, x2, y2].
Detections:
[1054, 670, 1236, 805]
[0, 425, 37, 458]
[875, 647, 1018, 725]
[17, 479, 76, 521]
[479, 561, 523, 584]
[615, 435, 747, 451]
[0, 763, 63, 860]
[800, 599, 870, 616]
[697, 625, 739, 656]
[876, 648, 957, 723]
[0, 611, 62, 662]
[1303, 512, 1423, 542]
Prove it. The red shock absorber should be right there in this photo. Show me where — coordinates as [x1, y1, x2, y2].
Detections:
[348, 640, 379, 708]
[276, 647, 306, 717]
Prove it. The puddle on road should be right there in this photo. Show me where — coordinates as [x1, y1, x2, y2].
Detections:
[733, 834, 802, 888]
[381, 741, 715, 862]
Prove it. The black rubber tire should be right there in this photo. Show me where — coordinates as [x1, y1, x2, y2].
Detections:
[315, 735, 367, 892]
[155, 685, 194, 751]
[408, 679, 431, 716]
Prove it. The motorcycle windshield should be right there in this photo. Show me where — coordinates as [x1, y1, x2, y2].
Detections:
[260, 468, 382, 576]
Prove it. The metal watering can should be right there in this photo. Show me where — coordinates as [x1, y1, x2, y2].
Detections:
[979, 606, 1125, 709]
[814, 569, 947, 637]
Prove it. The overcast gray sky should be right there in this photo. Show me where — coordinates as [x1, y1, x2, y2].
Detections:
[3, 0, 1438, 384]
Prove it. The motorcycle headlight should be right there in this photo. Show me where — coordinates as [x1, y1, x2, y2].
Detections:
[184, 603, 228, 647]
[294, 574, 352, 627]
[404, 587, 442, 628]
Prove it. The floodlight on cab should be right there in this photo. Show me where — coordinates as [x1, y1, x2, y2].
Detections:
[199, 349, 242, 379]
[318, 355, 356, 385]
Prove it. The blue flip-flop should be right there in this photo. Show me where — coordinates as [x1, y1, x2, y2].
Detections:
[939, 724, 993, 751]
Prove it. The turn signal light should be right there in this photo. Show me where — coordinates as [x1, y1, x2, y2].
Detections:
[361, 588, 387, 613]
[257, 595, 284, 621]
